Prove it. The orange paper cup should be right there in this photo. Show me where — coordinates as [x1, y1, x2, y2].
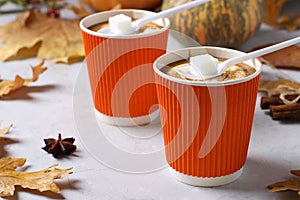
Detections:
[153, 47, 261, 186]
[80, 10, 170, 126]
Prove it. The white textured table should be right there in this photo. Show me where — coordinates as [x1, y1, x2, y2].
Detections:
[1, 2, 300, 200]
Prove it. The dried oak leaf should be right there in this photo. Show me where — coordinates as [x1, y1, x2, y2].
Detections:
[264, 0, 300, 31]
[291, 170, 300, 176]
[0, 157, 72, 197]
[268, 170, 300, 195]
[67, 0, 121, 18]
[277, 13, 300, 32]
[67, 0, 92, 18]
[259, 77, 300, 96]
[0, 10, 84, 63]
[0, 120, 12, 136]
[268, 178, 300, 195]
[0, 60, 47, 97]
[252, 44, 300, 70]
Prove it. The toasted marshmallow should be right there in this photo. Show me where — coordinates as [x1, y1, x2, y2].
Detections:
[108, 14, 132, 34]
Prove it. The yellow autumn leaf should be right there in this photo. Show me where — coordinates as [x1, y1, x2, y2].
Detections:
[67, 0, 92, 18]
[0, 120, 12, 136]
[264, 0, 300, 31]
[259, 78, 300, 97]
[0, 60, 47, 97]
[264, 0, 288, 27]
[268, 170, 300, 195]
[268, 178, 300, 195]
[0, 10, 84, 63]
[0, 158, 72, 197]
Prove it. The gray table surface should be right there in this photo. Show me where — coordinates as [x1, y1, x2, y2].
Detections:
[1, 1, 300, 199]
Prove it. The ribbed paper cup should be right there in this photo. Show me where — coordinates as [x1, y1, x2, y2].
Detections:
[153, 47, 261, 186]
[80, 10, 170, 126]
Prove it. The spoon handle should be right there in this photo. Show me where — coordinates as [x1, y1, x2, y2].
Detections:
[132, 0, 211, 29]
[218, 36, 300, 73]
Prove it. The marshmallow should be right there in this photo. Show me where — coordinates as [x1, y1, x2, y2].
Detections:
[190, 54, 219, 77]
[108, 14, 133, 34]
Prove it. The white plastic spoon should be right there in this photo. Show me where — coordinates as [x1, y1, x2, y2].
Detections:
[98, 0, 211, 35]
[177, 36, 300, 80]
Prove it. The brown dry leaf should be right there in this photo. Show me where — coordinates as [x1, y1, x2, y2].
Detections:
[259, 78, 300, 96]
[264, 0, 300, 31]
[67, 0, 92, 18]
[0, 120, 12, 136]
[252, 43, 300, 70]
[291, 170, 300, 176]
[268, 170, 300, 195]
[112, 3, 122, 10]
[68, 0, 121, 17]
[260, 45, 300, 70]
[0, 10, 84, 63]
[0, 158, 72, 197]
[0, 60, 47, 97]
[264, 0, 287, 26]
[268, 178, 300, 195]
[275, 13, 300, 32]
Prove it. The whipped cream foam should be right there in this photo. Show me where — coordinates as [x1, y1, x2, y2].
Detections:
[161, 58, 256, 82]
[89, 20, 162, 35]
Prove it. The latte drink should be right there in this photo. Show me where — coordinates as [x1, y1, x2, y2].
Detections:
[80, 9, 170, 126]
[153, 46, 261, 187]
[161, 58, 256, 82]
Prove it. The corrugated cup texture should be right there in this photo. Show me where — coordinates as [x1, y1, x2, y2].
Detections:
[81, 27, 168, 118]
[155, 73, 260, 178]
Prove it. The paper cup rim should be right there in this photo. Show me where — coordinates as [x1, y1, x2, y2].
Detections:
[80, 9, 170, 39]
[153, 46, 262, 86]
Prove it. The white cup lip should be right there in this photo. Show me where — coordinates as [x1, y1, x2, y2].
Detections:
[80, 9, 170, 39]
[153, 46, 262, 86]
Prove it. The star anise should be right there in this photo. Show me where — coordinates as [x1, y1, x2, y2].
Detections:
[42, 133, 76, 157]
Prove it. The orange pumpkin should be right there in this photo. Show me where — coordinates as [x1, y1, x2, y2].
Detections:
[82, 0, 163, 11]
[162, 0, 265, 47]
